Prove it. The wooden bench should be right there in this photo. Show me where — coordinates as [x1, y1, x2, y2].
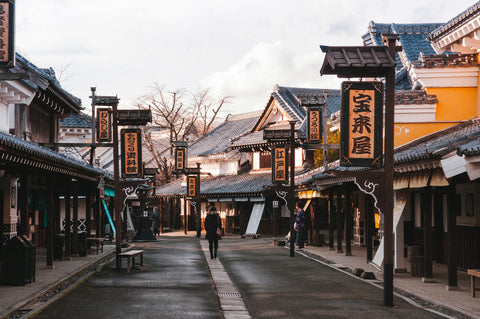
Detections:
[87, 237, 105, 254]
[468, 269, 480, 297]
[119, 250, 144, 273]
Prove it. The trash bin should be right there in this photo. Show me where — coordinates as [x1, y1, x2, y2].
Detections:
[78, 231, 87, 257]
[19, 235, 36, 283]
[0, 236, 30, 285]
[53, 233, 65, 260]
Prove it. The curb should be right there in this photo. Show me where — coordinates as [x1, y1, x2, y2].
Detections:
[288, 245, 477, 319]
[0, 251, 115, 319]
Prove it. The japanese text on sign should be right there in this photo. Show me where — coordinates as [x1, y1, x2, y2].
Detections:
[272, 147, 288, 184]
[348, 90, 375, 159]
[121, 129, 142, 177]
[175, 148, 185, 171]
[97, 108, 111, 142]
[308, 108, 321, 143]
[187, 175, 197, 197]
[0, 3, 9, 63]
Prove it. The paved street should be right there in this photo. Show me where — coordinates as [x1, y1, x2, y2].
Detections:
[34, 237, 447, 319]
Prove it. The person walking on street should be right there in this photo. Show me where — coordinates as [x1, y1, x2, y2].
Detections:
[294, 201, 305, 249]
[152, 207, 160, 237]
[204, 205, 222, 259]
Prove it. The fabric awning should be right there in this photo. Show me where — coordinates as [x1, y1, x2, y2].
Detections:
[244, 203, 265, 236]
[101, 199, 116, 237]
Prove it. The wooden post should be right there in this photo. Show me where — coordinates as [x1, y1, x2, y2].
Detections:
[383, 35, 397, 306]
[365, 194, 373, 262]
[65, 178, 71, 259]
[423, 187, 433, 280]
[46, 178, 54, 268]
[19, 174, 28, 236]
[184, 197, 188, 235]
[71, 180, 79, 256]
[94, 190, 100, 238]
[113, 100, 122, 270]
[447, 184, 458, 289]
[289, 121, 295, 257]
[86, 187, 92, 236]
[336, 187, 343, 253]
[345, 184, 352, 256]
[328, 190, 335, 251]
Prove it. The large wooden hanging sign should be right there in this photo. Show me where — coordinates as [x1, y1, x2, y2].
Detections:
[121, 128, 143, 178]
[307, 108, 322, 144]
[272, 146, 288, 184]
[340, 81, 383, 167]
[0, 1, 14, 68]
[187, 174, 199, 198]
[96, 108, 112, 142]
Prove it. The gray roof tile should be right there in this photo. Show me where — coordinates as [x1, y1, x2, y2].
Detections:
[395, 118, 480, 164]
[156, 171, 272, 196]
[188, 111, 261, 156]
[428, 2, 480, 41]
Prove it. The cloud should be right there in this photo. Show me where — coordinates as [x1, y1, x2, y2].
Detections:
[201, 41, 327, 114]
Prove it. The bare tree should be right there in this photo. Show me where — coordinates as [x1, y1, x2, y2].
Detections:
[137, 84, 231, 185]
[193, 88, 231, 136]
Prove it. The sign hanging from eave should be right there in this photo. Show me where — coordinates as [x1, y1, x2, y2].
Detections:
[340, 81, 383, 168]
[121, 128, 143, 178]
[0, 1, 14, 68]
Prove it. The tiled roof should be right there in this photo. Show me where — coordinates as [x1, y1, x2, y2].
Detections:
[320, 45, 396, 77]
[458, 139, 480, 156]
[60, 112, 93, 128]
[15, 53, 82, 110]
[229, 130, 265, 149]
[362, 22, 443, 90]
[231, 86, 340, 150]
[0, 131, 103, 178]
[394, 118, 480, 164]
[155, 171, 271, 196]
[395, 90, 438, 105]
[188, 111, 261, 156]
[413, 53, 478, 68]
[428, 2, 480, 41]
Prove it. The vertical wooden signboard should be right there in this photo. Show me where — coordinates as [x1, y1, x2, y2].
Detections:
[96, 108, 112, 142]
[121, 128, 143, 178]
[307, 108, 322, 143]
[340, 81, 383, 167]
[187, 175, 198, 198]
[175, 148, 186, 172]
[0, 1, 14, 68]
[272, 146, 288, 184]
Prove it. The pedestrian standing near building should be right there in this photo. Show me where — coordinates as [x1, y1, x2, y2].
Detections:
[294, 201, 305, 249]
[152, 207, 160, 237]
[204, 205, 222, 259]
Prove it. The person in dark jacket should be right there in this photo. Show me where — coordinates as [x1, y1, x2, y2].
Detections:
[204, 205, 222, 259]
[294, 201, 305, 249]
[152, 207, 160, 236]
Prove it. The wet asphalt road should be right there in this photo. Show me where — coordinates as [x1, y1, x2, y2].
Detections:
[34, 237, 221, 319]
[34, 236, 445, 319]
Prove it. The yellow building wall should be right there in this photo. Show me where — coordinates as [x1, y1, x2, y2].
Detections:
[394, 122, 461, 147]
[393, 86, 478, 147]
[427, 87, 477, 121]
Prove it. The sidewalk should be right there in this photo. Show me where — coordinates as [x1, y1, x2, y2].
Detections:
[1, 232, 479, 319]
[0, 244, 115, 319]
[299, 243, 479, 319]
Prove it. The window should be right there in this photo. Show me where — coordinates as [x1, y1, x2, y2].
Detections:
[259, 152, 271, 169]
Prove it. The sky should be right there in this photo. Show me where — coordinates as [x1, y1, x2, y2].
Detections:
[15, 0, 479, 119]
